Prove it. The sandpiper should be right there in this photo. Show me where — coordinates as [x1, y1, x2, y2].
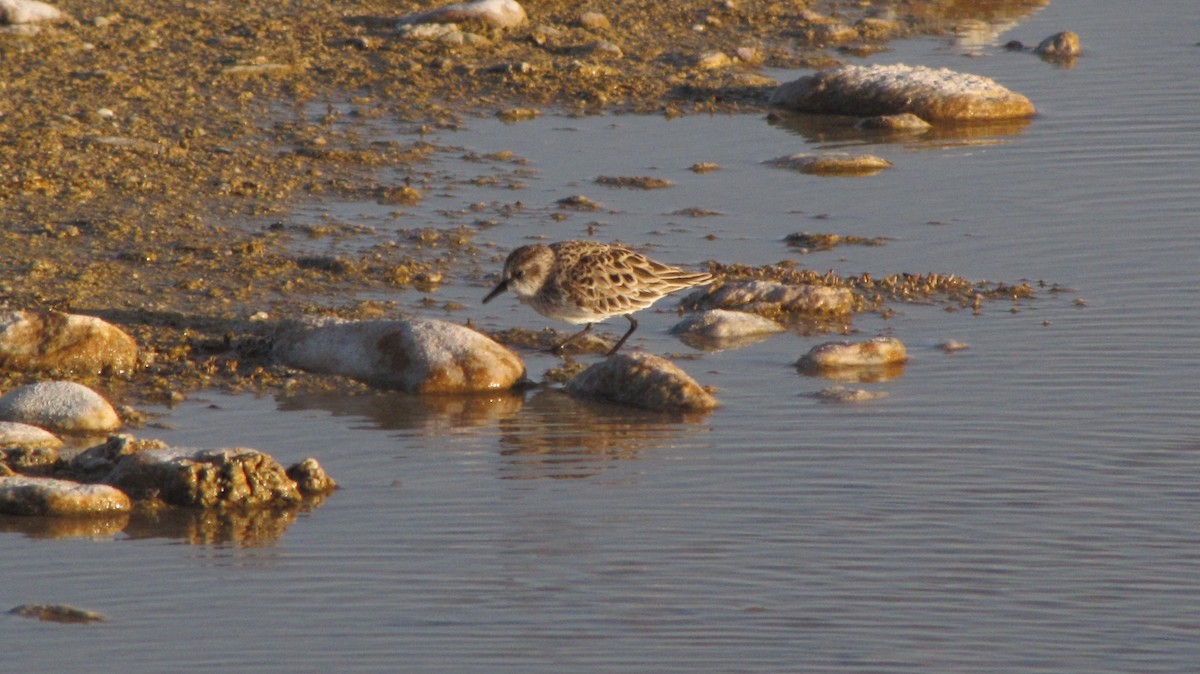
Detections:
[483, 240, 713, 356]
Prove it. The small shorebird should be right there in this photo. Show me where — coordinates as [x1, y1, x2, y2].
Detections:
[483, 240, 713, 356]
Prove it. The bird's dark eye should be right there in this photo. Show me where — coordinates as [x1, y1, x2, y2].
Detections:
[511, 270, 525, 279]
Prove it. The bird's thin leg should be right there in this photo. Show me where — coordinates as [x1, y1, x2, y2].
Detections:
[551, 323, 594, 354]
[606, 315, 638, 356]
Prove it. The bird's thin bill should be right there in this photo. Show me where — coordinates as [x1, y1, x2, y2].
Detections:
[482, 280, 508, 304]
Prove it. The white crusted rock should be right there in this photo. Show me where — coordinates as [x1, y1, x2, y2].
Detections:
[670, 309, 784, 339]
[0, 420, 62, 449]
[771, 63, 1035, 121]
[274, 318, 526, 393]
[0, 381, 121, 434]
[0, 0, 66, 24]
[565, 352, 717, 412]
[797, 336, 909, 370]
[0, 476, 130, 516]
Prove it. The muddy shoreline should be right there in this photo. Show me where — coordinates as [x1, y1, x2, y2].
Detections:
[0, 0, 1047, 404]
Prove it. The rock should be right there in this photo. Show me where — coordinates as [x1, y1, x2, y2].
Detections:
[104, 447, 301, 508]
[814, 385, 889, 403]
[274, 318, 526, 393]
[768, 152, 893, 176]
[671, 309, 784, 351]
[577, 11, 610, 31]
[0, 476, 131, 516]
[1035, 31, 1081, 58]
[938, 339, 969, 353]
[0, 420, 62, 450]
[67, 434, 168, 481]
[9, 604, 107, 624]
[398, 22, 489, 46]
[575, 40, 623, 59]
[670, 309, 784, 339]
[855, 112, 932, 132]
[1, 444, 59, 475]
[496, 107, 539, 122]
[683, 280, 854, 316]
[0, 310, 139, 375]
[397, 0, 527, 29]
[796, 336, 909, 370]
[0, 0, 66, 24]
[770, 63, 1036, 122]
[695, 51, 732, 70]
[0, 382, 121, 434]
[286, 457, 338, 496]
[565, 352, 718, 412]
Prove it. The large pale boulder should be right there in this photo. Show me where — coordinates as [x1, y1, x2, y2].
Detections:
[771, 64, 1035, 121]
[274, 318, 526, 393]
[0, 310, 138, 375]
[0, 381, 121, 433]
[565, 353, 717, 412]
[0, 476, 131, 516]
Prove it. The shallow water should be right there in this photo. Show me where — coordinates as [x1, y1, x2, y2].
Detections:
[6, 1, 1200, 671]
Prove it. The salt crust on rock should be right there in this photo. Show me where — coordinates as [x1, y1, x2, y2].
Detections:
[0, 310, 139, 375]
[770, 64, 1035, 121]
[274, 317, 526, 393]
[397, 0, 527, 29]
[565, 352, 717, 412]
[0, 476, 131, 516]
[683, 280, 853, 316]
[0, 381, 121, 434]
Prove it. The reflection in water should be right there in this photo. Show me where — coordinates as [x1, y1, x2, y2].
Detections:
[0, 499, 325, 546]
[121, 502, 317, 547]
[496, 389, 709, 480]
[798, 362, 907, 383]
[0, 513, 130, 540]
[768, 109, 1033, 146]
[276, 388, 526, 434]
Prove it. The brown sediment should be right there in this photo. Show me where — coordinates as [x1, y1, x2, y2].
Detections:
[0, 0, 1046, 402]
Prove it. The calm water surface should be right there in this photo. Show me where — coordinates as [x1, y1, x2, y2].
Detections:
[5, 1, 1200, 671]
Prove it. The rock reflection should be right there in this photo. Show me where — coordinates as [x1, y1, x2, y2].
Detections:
[768, 110, 1033, 145]
[275, 388, 525, 433]
[0, 500, 327, 546]
[0, 513, 129, 539]
[121, 503, 316, 547]
[496, 389, 707, 480]
[799, 362, 907, 384]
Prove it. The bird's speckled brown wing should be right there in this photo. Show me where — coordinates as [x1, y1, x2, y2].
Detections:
[547, 241, 712, 320]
